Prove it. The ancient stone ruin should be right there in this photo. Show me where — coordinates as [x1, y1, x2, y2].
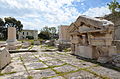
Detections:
[6, 27, 21, 50]
[68, 15, 117, 63]
[0, 47, 11, 69]
[57, 25, 71, 51]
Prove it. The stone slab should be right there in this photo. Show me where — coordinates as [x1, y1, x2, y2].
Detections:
[0, 71, 28, 79]
[63, 70, 100, 79]
[89, 66, 120, 79]
[44, 60, 65, 66]
[29, 69, 56, 79]
[25, 62, 48, 70]
[53, 65, 78, 73]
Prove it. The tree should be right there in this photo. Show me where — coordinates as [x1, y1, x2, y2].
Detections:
[49, 27, 57, 39]
[38, 26, 58, 40]
[4, 17, 23, 39]
[4, 17, 23, 32]
[0, 18, 4, 26]
[0, 18, 5, 39]
[107, 0, 120, 13]
[0, 18, 5, 32]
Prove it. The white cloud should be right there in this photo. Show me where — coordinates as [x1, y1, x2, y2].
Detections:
[0, 0, 111, 30]
[83, 6, 111, 17]
[0, 0, 82, 30]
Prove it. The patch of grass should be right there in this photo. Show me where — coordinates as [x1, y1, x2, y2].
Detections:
[27, 76, 33, 79]
[42, 45, 56, 49]
[63, 48, 71, 53]
[0, 71, 16, 76]
[28, 45, 33, 50]
[19, 55, 29, 75]
[34, 62, 67, 70]
[35, 67, 49, 70]
[42, 77, 48, 79]
[85, 69, 110, 79]
[16, 45, 22, 50]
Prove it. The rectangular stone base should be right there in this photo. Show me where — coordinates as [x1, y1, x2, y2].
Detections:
[0, 47, 11, 69]
[75, 46, 98, 59]
[7, 41, 22, 50]
[74, 45, 117, 59]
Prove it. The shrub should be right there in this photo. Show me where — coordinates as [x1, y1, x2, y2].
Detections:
[26, 36, 34, 39]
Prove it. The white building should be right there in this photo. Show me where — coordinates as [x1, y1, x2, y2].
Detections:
[18, 30, 38, 40]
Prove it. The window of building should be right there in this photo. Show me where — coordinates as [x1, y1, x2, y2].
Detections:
[27, 32, 28, 35]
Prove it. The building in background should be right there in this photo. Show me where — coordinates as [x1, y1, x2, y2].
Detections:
[18, 30, 38, 40]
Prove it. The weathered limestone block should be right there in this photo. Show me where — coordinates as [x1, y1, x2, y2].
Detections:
[0, 47, 11, 69]
[108, 46, 117, 56]
[0, 42, 8, 48]
[112, 55, 120, 67]
[88, 33, 113, 46]
[7, 27, 17, 43]
[97, 56, 111, 64]
[97, 46, 117, 63]
[76, 46, 98, 59]
[75, 15, 114, 29]
[112, 40, 120, 53]
[57, 41, 71, 51]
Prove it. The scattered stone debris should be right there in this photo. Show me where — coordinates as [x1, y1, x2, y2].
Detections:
[112, 55, 120, 67]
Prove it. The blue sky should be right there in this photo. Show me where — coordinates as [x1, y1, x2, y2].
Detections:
[0, 0, 117, 30]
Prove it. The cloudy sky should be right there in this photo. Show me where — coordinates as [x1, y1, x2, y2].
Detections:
[0, 0, 118, 30]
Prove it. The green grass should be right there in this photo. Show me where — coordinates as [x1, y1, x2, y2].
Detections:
[63, 48, 71, 52]
[0, 71, 16, 76]
[16, 45, 22, 50]
[27, 76, 33, 79]
[19, 55, 29, 75]
[41, 45, 56, 49]
[28, 45, 34, 50]
[85, 69, 110, 79]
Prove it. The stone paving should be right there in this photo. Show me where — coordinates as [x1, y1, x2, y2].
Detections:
[0, 45, 120, 79]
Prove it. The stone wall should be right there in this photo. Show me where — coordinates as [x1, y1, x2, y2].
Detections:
[69, 15, 115, 59]
[58, 25, 70, 42]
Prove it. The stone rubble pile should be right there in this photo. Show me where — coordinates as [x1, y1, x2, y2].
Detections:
[112, 55, 120, 67]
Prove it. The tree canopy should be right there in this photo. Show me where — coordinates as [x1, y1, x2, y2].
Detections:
[38, 26, 58, 40]
[4, 17, 23, 32]
[107, 0, 120, 13]
[0, 17, 23, 40]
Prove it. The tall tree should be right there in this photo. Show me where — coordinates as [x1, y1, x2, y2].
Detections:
[0, 18, 4, 26]
[38, 26, 58, 40]
[4, 17, 23, 32]
[49, 27, 57, 39]
[49, 27, 57, 34]
[0, 18, 5, 32]
[0, 18, 5, 39]
[4, 17, 23, 39]
[107, 0, 120, 13]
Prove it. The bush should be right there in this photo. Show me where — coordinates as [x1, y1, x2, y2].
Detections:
[26, 36, 34, 39]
